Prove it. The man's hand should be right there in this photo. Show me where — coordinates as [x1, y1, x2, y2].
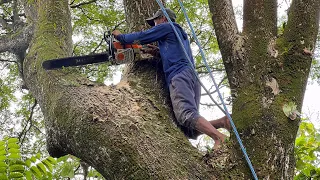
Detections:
[112, 30, 121, 37]
[142, 44, 160, 57]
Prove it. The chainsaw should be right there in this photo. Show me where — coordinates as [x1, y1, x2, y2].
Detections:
[42, 31, 154, 70]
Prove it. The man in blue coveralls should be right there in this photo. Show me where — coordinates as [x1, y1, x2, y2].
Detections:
[113, 8, 230, 149]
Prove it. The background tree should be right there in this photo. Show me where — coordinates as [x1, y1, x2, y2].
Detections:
[208, 0, 319, 178]
[0, 0, 319, 179]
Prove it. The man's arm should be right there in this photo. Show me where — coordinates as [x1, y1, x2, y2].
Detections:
[113, 23, 171, 44]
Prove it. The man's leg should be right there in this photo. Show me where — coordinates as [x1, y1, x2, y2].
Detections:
[169, 68, 228, 148]
[195, 117, 227, 149]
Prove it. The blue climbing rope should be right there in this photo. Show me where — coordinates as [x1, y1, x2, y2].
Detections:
[154, 0, 258, 179]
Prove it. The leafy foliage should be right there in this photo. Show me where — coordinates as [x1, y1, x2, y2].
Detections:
[0, 137, 56, 179]
[167, 0, 221, 67]
[294, 121, 320, 179]
[51, 155, 104, 179]
[0, 0, 320, 179]
[71, 0, 125, 83]
[0, 62, 18, 112]
[309, 32, 320, 84]
[0, 137, 105, 179]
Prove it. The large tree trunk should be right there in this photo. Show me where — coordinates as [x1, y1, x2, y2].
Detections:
[22, 0, 215, 179]
[208, 0, 320, 179]
[20, 0, 320, 179]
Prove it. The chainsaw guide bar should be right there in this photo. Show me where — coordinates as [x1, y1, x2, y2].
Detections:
[42, 31, 154, 70]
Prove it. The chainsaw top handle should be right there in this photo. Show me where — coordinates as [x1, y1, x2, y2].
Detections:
[104, 31, 116, 59]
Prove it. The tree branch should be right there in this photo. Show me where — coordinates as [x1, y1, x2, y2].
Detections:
[12, 0, 19, 30]
[208, 0, 242, 91]
[196, 64, 225, 73]
[200, 77, 227, 96]
[200, 102, 223, 107]
[284, 0, 320, 52]
[208, 0, 238, 50]
[70, 0, 97, 8]
[200, 99, 231, 107]
[69, 0, 76, 6]
[0, 0, 11, 5]
[0, 23, 34, 54]
[243, 0, 277, 37]
[0, 17, 11, 30]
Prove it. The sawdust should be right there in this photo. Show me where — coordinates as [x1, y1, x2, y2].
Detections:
[130, 101, 141, 113]
[116, 80, 131, 89]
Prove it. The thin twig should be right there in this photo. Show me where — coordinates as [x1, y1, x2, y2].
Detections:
[18, 99, 37, 144]
[112, 20, 126, 31]
[70, 0, 97, 8]
[69, 0, 76, 6]
[91, 38, 104, 54]
[0, 58, 17, 63]
[79, 7, 94, 21]
[200, 102, 223, 107]
[201, 85, 225, 96]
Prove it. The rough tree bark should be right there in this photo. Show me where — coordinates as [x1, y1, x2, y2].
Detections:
[0, 0, 34, 80]
[22, 0, 214, 179]
[0, 0, 317, 179]
[208, 0, 320, 179]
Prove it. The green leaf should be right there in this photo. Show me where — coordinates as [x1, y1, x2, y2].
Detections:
[0, 162, 7, 167]
[60, 162, 74, 178]
[25, 170, 32, 180]
[57, 155, 68, 163]
[42, 159, 53, 172]
[9, 164, 24, 173]
[30, 166, 42, 178]
[0, 145, 5, 151]
[10, 160, 25, 166]
[0, 167, 7, 173]
[9, 171, 24, 178]
[0, 150, 6, 156]
[47, 171, 53, 180]
[7, 143, 19, 149]
[25, 159, 31, 168]
[87, 169, 103, 178]
[36, 153, 41, 159]
[302, 167, 311, 177]
[8, 153, 21, 159]
[0, 155, 6, 161]
[295, 136, 307, 147]
[316, 134, 320, 142]
[7, 138, 19, 144]
[305, 123, 315, 134]
[0, 141, 5, 146]
[8, 148, 20, 154]
[30, 156, 37, 163]
[37, 162, 47, 176]
[0, 173, 8, 180]
[46, 157, 57, 165]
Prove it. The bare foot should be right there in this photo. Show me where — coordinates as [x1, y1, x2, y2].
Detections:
[213, 140, 222, 149]
[213, 134, 227, 149]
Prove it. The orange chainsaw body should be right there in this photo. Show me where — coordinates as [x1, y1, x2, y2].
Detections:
[112, 41, 144, 64]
